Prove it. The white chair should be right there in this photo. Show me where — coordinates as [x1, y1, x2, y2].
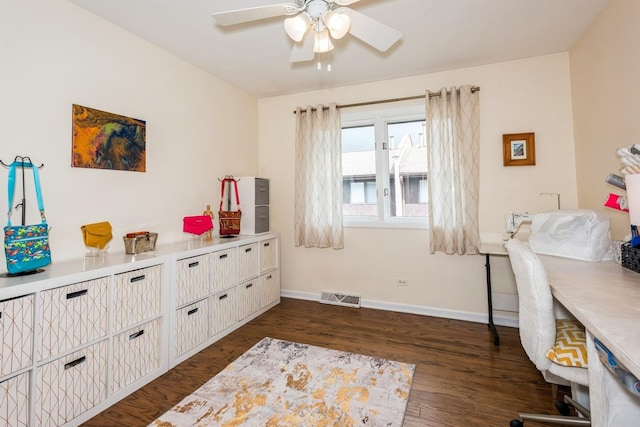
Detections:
[505, 238, 591, 426]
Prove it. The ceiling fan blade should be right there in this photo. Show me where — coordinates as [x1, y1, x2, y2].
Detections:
[332, 0, 361, 5]
[212, 3, 300, 26]
[336, 7, 401, 52]
[290, 31, 315, 63]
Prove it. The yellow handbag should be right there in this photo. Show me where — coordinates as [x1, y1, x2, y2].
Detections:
[81, 221, 113, 249]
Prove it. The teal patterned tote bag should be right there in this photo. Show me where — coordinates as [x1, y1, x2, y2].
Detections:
[4, 162, 51, 274]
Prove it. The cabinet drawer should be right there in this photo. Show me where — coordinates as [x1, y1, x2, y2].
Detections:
[211, 248, 236, 292]
[209, 287, 238, 337]
[0, 294, 34, 377]
[112, 318, 161, 393]
[113, 265, 162, 331]
[237, 243, 259, 282]
[261, 270, 280, 308]
[254, 178, 270, 205]
[0, 371, 29, 427]
[253, 206, 270, 234]
[237, 279, 261, 321]
[36, 340, 108, 427]
[238, 177, 269, 206]
[39, 278, 108, 360]
[175, 299, 209, 356]
[260, 238, 277, 273]
[176, 254, 209, 307]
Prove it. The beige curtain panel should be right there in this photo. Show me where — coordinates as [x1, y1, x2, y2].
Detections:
[294, 103, 344, 249]
[426, 86, 480, 255]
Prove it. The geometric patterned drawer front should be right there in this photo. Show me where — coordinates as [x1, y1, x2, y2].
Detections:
[209, 286, 238, 337]
[0, 294, 34, 377]
[113, 265, 162, 331]
[38, 278, 108, 361]
[0, 371, 29, 427]
[237, 279, 261, 321]
[176, 254, 210, 307]
[175, 299, 209, 357]
[210, 248, 236, 292]
[261, 269, 280, 309]
[112, 318, 161, 393]
[237, 243, 259, 283]
[259, 238, 277, 273]
[36, 340, 108, 427]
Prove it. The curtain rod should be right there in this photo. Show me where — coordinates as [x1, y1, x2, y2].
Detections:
[293, 86, 480, 114]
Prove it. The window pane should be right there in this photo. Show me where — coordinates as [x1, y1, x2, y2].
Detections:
[350, 182, 365, 203]
[342, 125, 376, 216]
[387, 120, 428, 218]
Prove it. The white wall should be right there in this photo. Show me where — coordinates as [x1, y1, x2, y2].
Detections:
[0, 0, 258, 270]
[259, 54, 578, 323]
[570, 0, 640, 240]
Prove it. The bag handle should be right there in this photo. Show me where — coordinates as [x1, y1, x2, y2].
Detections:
[6, 162, 46, 227]
[219, 178, 241, 211]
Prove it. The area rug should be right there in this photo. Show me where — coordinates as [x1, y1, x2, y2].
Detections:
[150, 337, 415, 427]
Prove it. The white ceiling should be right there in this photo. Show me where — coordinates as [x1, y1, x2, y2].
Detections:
[69, 0, 608, 98]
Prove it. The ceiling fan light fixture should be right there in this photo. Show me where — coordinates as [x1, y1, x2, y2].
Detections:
[284, 12, 311, 42]
[324, 10, 350, 39]
[313, 29, 334, 53]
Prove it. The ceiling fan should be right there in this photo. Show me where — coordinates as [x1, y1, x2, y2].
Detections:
[211, 0, 402, 63]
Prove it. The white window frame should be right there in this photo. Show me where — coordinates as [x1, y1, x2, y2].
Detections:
[341, 103, 428, 229]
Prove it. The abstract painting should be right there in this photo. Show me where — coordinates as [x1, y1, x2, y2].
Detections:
[72, 104, 146, 172]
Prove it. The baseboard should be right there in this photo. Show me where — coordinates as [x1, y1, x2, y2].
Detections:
[280, 289, 519, 328]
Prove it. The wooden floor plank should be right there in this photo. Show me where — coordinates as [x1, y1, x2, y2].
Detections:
[83, 298, 568, 426]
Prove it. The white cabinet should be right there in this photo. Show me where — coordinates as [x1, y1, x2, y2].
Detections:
[0, 257, 166, 427]
[175, 299, 209, 356]
[0, 294, 34, 377]
[0, 371, 29, 426]
[174, 253, 211, 357]
[209, 287, 238, 337]
[211, 248, 236, 292]
[0, 232, 279, 426]
[260, 238, 277, 273]
[175, 254, 209, 307]
[112, 318, 161, 393]
[39, 278, 109, 360]
[259, 237, 280, 309]
[237, 279, 261, 321]
[0, 294, 33, 426]
[36, 340, 108, 427]
[261, 269, 280, 308]
[113, 266, 162, 331]
[170, 233, 280, 366]
[237, 242, 259, 283]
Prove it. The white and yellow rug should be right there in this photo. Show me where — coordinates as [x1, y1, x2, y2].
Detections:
[150, 337, 415, 426]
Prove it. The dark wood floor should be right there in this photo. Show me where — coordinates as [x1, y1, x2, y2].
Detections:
[84, 298, 566, 427]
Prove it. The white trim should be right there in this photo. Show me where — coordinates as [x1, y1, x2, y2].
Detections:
[280, 289, 519, 328]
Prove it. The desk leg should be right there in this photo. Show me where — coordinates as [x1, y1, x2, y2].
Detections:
[485, 254, 500, 346]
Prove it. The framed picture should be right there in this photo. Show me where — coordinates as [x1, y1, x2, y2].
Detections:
[72, 104, 146, 172]
[503, 132, 535, 166]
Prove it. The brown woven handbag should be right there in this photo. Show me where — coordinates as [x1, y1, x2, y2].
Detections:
[219, 177, 241, 236]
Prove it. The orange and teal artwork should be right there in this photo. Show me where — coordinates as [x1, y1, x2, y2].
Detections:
[72, 104, 146, 172]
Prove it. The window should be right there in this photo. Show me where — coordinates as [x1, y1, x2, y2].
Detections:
[341, 105, 427, 228]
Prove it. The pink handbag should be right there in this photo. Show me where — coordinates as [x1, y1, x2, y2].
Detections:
[183, 215, 213, 235]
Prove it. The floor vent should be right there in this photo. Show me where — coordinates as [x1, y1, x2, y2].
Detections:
[319, 291, 361, 308]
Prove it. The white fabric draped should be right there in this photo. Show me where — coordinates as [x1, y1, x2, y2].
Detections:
[294, 103, 344, 249]
[425, 86, 480, 255]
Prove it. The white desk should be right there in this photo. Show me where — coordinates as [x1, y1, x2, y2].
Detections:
[538, 255, 640, 425]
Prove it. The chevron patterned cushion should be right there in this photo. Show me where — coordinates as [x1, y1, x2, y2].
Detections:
[546, 319, 588, 367]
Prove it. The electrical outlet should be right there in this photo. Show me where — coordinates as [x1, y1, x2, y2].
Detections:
[395, 278, 408, 286]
